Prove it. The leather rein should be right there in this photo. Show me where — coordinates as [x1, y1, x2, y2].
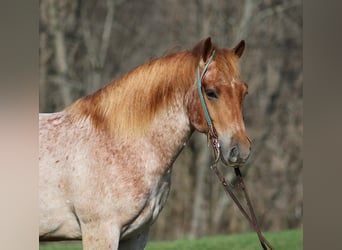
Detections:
[196, 50, 274, 250]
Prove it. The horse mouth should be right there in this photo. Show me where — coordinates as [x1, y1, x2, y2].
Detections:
[219, 151, 244, 168]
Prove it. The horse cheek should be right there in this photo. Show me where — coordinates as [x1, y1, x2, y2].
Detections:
[186, 91, 207, 132]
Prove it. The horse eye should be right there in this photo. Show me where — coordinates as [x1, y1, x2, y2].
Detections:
[205, 89, 219, 100]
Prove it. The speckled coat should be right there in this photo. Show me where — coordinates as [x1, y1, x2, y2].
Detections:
[39, 37, 250, 250]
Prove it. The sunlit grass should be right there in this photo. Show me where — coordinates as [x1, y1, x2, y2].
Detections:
[40, 229, 302, 250]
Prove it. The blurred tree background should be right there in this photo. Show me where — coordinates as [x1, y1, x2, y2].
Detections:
[39, 0, 302, 241]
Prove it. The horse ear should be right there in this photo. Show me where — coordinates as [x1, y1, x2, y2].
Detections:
[232, 40, 245, 58]
[193, 37, 214, 62]
[201, 37, 214, 62]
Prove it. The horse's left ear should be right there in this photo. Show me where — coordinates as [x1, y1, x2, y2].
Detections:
[193, 37, 214, 63]
[201, 37, 214, 62]
[232, 40, 245, 58]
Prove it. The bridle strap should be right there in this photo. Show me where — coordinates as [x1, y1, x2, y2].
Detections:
[196, 50, 216, 128]
[209, 141, 274, 250]
[234, 168, 273, 250]
[196, 51, 274, 250]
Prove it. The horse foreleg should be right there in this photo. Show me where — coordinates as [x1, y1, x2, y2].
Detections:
[81, 221, 120, 250]
[118, 229, 149, 250]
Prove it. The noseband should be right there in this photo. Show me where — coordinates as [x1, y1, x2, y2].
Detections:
[196, 51, 274, 250]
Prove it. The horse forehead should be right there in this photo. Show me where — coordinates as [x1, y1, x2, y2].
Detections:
[205, 60, 238, 84]
[228, 77, 240, 88]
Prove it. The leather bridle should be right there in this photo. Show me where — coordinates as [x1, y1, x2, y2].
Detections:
[196, 50, 274, 250]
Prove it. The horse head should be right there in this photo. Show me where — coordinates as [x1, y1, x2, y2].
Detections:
[188, 37, 251, 167]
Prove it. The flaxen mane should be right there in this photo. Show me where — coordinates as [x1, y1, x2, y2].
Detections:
[66, 45, 239, 139]
[66, 52, 194, 138]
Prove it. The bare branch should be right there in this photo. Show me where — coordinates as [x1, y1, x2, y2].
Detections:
[99, 0, 115, 68]
[81, 3, 98, 68]
[236, 0, 301, 41]
[236, 0, 256, 40]
[48, 0, 68, 74]
[47, 0, 72, 106]
[255, 1, 300, 23]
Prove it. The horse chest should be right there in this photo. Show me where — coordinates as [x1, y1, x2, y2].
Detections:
[121, 169, 172, 238]
[149, 169, 172, 220]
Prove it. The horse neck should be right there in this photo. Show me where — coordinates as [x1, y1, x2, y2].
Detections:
[67, 52, 197, 166]
[120, 53, 197, 166]
[144, 94, 193, 168]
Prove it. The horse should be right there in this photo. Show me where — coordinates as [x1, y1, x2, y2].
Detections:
[39, 37, 251, 250]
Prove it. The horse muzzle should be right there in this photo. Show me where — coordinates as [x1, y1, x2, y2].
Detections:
[219, 140, 251, 167]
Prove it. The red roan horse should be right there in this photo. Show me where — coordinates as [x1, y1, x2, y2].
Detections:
[39, 37, 251, 249]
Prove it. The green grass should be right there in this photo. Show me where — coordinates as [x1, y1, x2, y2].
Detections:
[40, 229, 302, 250]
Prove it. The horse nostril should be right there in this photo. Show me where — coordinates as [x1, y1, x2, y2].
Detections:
[229, 145, 239, 163]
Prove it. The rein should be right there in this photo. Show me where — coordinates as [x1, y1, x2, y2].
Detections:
[196, 51, 274, 250]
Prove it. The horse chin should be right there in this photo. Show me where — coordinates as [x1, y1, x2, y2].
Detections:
[219, 152, 241, 168]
